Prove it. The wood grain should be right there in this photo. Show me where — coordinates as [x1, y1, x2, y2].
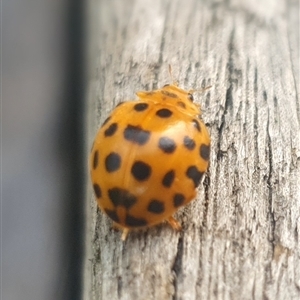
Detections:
[83, 0, 300, 299]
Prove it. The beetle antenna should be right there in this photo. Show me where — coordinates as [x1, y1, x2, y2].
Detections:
[189, 85, 212, 94]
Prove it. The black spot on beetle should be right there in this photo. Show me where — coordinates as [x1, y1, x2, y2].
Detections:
[183, 136, 196, 150]
[192, 119, 201, 132]
[93, 150, 99, 169]
[124, 125, 151, 145]
[158, 137, 177, 153]
[104, 209, 120, 223]
[105, 152, 121, 172]
[133, 103, 149, 112]
[104, 123, 118, 137]
[156, 108, 173, 118]
[188, 93, 194, 101]
[93, 183, 102, 198]
[162, 170, 175, 187]
[108, 188, 137, 209]
[186, 166, 204, 188]
[200, 144, 210, 161]
[173, 193, 185, 207]
[125, 214, 148, 227]
[148, 199, 165, 214]
[131, 161, 152, 181]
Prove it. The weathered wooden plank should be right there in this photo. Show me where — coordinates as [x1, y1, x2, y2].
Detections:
[83, 0, 300, 299]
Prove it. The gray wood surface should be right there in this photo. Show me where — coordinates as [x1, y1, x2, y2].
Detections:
[83, 0, 300, 299]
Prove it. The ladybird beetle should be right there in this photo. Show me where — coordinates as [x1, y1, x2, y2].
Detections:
[90, 70, 210, 239]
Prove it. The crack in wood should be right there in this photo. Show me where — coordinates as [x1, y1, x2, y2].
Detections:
[202, 171, 210, 228]
[171, 235, 184, 300]
[225, 27, 236, 115]
[263, 109, 277, 296]
[266, 112, 276, 246]
[117, 275, 122, 298]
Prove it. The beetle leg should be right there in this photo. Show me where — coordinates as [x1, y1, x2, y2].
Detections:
[167, 216, 182, 231]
